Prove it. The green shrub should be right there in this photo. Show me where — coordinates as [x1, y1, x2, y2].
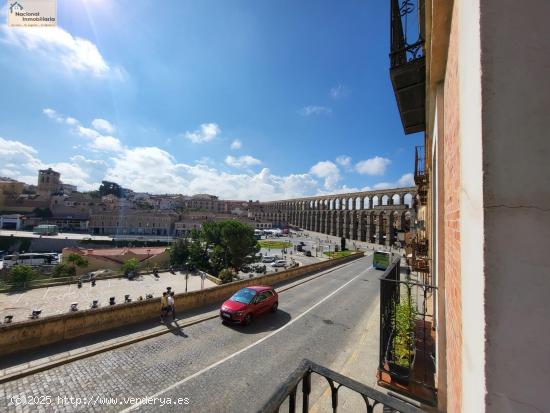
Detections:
[9, 264, 38, 285]
[52, 263, 76, 278]
[219, 268, 236, 284]
[122, 258, 140, 275]
[393, 297, 418, 367]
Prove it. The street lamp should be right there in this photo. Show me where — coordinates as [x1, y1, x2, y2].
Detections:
[185, 260, 190, 293]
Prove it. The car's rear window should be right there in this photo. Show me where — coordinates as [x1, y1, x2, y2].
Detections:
[230, 288, 256, 304]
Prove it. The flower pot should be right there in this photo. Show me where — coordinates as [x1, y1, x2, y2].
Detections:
[387, 348, 416, 385]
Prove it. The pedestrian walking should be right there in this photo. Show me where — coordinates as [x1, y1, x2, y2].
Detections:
[160, 292, 168, 322]
[167, 291, 176, 321]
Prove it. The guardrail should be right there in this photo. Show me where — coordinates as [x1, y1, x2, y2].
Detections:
[259, 359, 425, 413]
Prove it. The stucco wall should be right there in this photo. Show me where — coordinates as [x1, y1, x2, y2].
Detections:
[0, 253, 364, 356]
[480, 0, 550, 412]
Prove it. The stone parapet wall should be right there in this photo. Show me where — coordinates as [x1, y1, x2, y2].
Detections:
[0, 252, 364, 356]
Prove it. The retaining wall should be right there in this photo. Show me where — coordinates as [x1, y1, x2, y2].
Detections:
[0, 252, 364, 356]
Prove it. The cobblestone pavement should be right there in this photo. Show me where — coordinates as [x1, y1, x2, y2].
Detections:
[0, 272, 215, 322]
[0, 256, 382, 413]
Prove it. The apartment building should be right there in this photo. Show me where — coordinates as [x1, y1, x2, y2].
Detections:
[89, 209, 179, 236]
[386, 1, 550, 412]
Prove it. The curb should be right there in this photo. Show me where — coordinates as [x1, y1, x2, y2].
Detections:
[0, 254, 369, 384]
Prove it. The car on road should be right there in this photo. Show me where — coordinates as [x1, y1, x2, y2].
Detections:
[271, 259, 287, 267]
[220, 286, 278, 325]
[261, 256, 276, 263]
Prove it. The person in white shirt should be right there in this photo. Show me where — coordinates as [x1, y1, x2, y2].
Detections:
[167, 292, 176, 321]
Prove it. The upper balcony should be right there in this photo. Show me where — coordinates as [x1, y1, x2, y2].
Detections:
[390, 0, 426, 134]
[414, 145, 428, 204]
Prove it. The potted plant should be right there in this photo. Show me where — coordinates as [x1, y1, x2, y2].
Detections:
[387, 296, 418, 384]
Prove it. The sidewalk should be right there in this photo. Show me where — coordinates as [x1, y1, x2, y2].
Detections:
[309, 296, 382, 413]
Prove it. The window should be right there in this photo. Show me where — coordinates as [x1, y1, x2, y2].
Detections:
[256, 291, 270, 302]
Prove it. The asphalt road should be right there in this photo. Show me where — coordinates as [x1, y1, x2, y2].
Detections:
[1, 256, 384, 413]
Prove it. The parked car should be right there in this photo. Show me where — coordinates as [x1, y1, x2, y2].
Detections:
[271, 260, 287, 267]
[220, 286, 278, 325]
[261, 256, 276, 263]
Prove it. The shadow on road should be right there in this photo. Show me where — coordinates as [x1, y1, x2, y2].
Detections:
[222, 309, 291, 334]
[166, 320, 188, 337]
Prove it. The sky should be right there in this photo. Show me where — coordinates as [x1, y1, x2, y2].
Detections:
[0, 0, 422, 201]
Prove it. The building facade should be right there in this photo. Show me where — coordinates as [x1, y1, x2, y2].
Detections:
[388, 1, 550, 412]
[89, 210, 179, 236]
[37, 168, 61, 197]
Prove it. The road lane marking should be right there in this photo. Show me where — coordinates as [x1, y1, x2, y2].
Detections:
[119, 264, 373, 412]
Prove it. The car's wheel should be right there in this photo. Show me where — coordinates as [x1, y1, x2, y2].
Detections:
[243, 314, 252, 325]
[271, 302, 278, 313]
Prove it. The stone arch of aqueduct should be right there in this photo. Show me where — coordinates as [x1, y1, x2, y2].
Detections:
[250, 187, 416, 246]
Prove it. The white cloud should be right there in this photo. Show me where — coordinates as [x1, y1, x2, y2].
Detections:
[0, 135, 323, 200]
[230, 139, 242, 150]
[397, 173, 415, 187]
[309, 161, 341, 190]
[300, 105, 332, 116]
[89, 136, 124, 153]
[184, 123, 220, 144]
[0, 137, 44, 181]
[373, 173, 415, 190]
[225, 155, 262, 168]
[42, 108, 63, 122]
[91, 118, 115, 134]
[0, 25, 117, 77]
[355, 156, 391, 176]
[373, 182, 392, 190]
[43, 109, 125, 153]
[0, 137, 105, 191]
[330, 84, 350, 99]
[76, 126, 100, 139]
[104, 148, 316, 200]
[336, 155, 352, 171]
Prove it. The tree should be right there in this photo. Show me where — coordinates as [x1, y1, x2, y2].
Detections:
[170, 238, 190, 266]
[189, 228, 201, 241]
[208, 244, 226, 276]
[121, 258, 140, 275]
[340, 237, 347, 251]
[99, 180, 123, 198]
[188, 238, 208, 271]
[66, 253, 89, 276]
[10, 264, 37, 285]
[201, 221, 223, 246]
[218, 268, 236, 284]
[52, 263, 75, 278]
[220, 221, 260, 271]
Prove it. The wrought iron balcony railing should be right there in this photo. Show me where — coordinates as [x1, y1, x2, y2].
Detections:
[259, 359, 425, 413]
[378, 258, 437, 405]
[390, 0, 426, 134]
[414, 146, 425, 184]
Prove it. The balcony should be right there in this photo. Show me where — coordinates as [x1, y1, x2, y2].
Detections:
[390, 0, 426, 134]
[378, 258, 436, 406]
[260, 359, 425, 413]
[414, 146, 428, 204]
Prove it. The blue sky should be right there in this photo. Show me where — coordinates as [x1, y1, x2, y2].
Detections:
[0, 0, 421, 200]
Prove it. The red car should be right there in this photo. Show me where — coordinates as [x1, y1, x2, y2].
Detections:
[220, 286, 278, 325]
